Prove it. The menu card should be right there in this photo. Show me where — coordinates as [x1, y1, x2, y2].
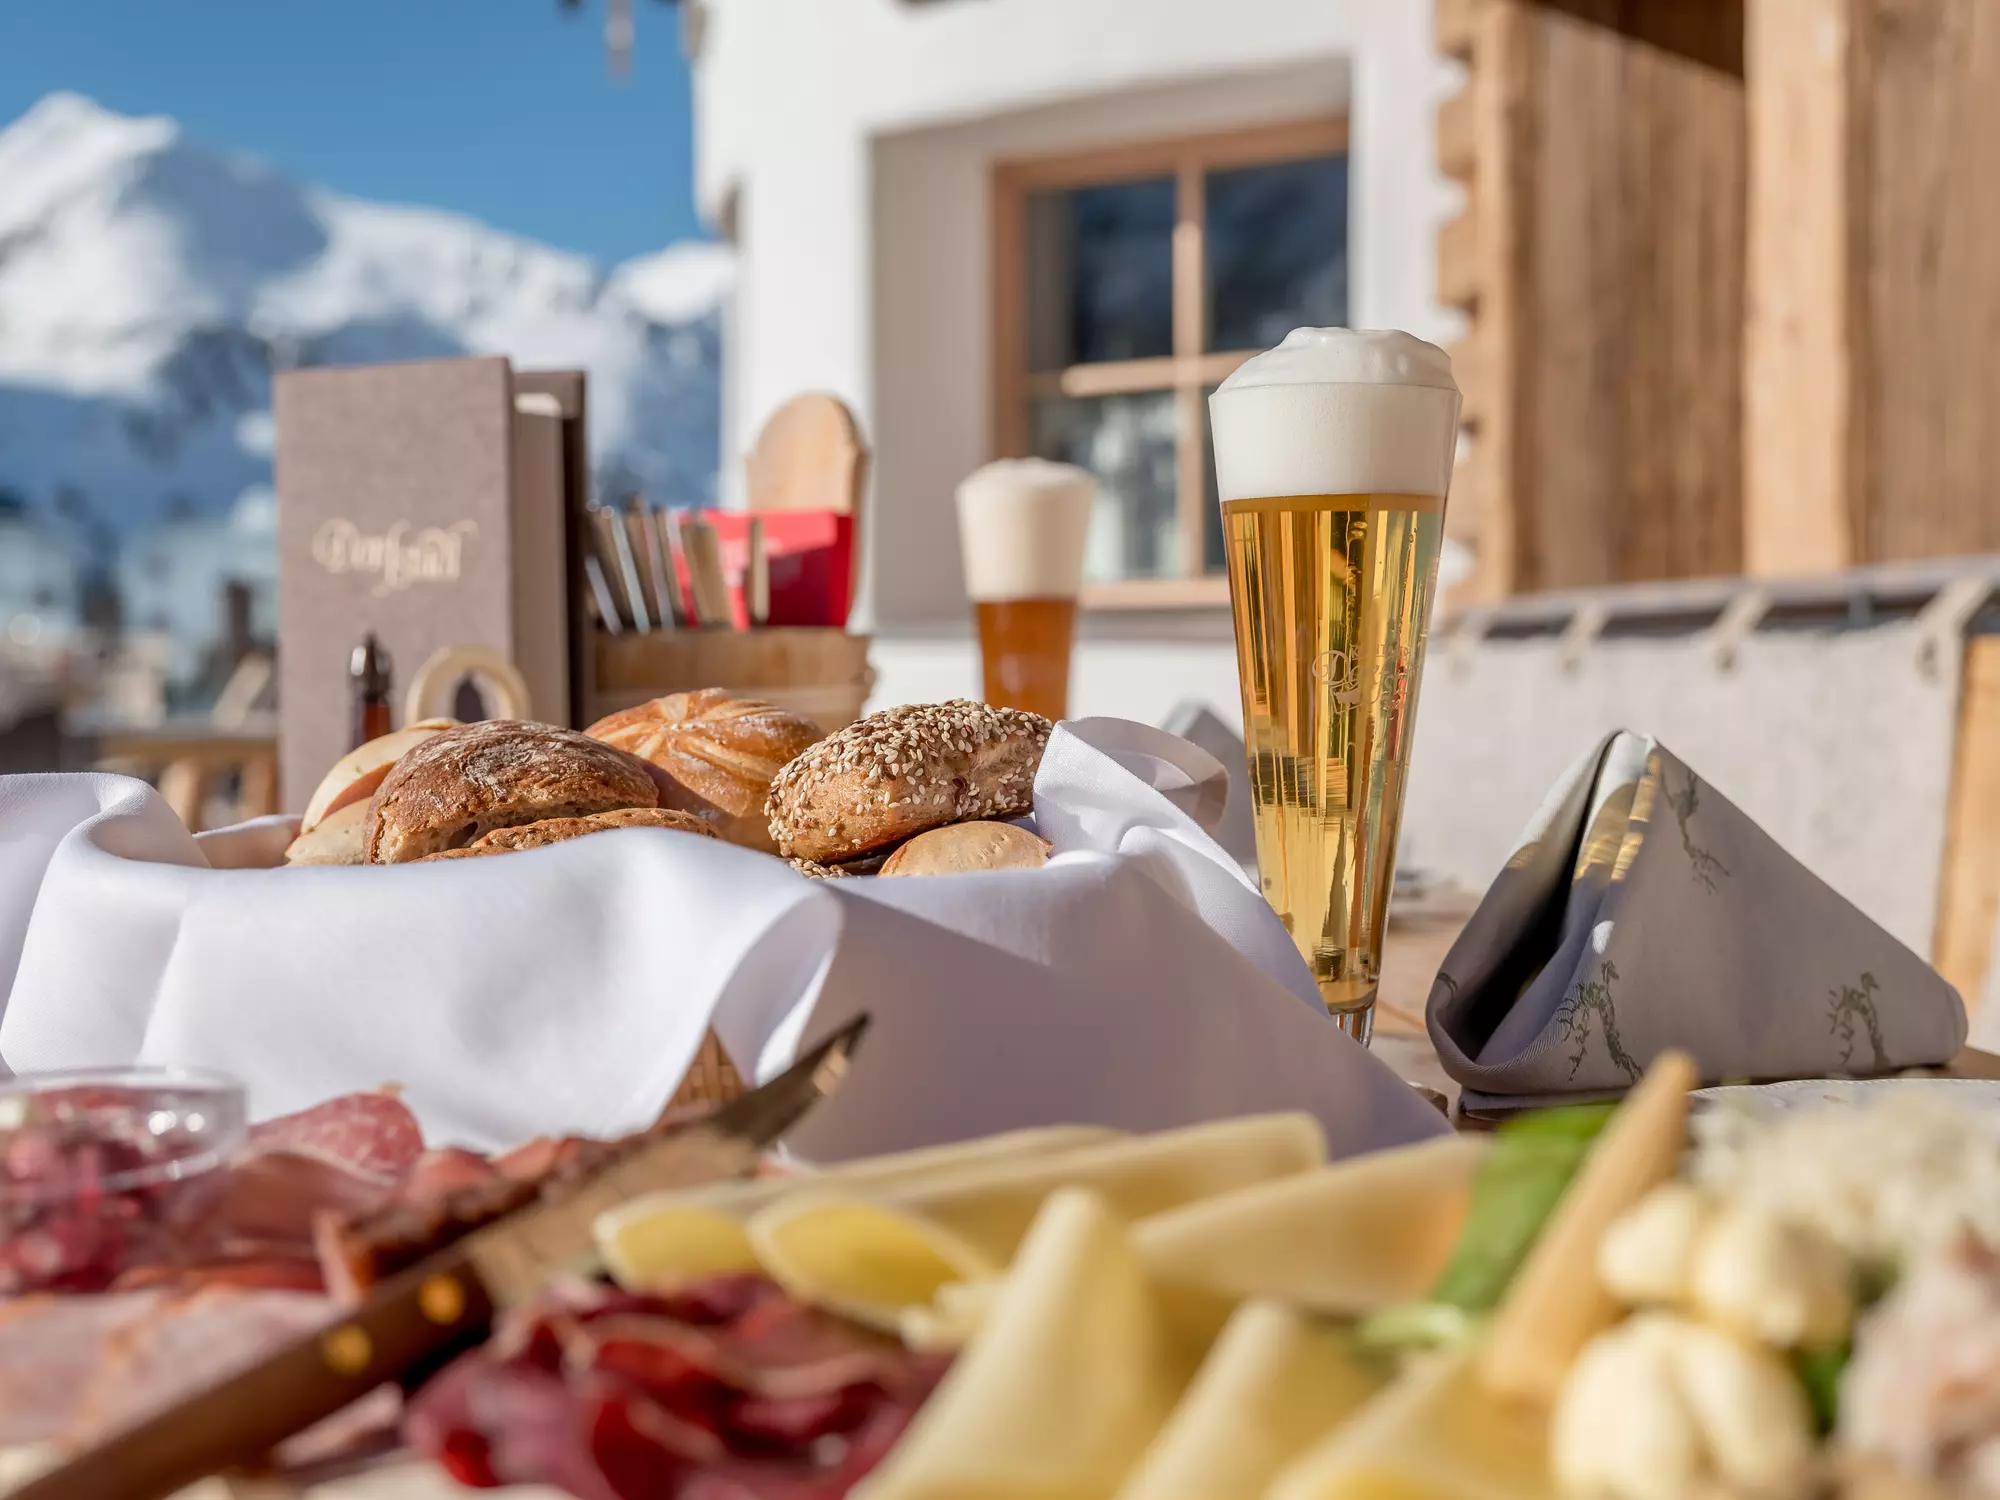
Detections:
[274, 357, 580, 809]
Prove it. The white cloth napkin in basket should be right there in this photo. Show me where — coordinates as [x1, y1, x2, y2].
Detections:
[0, 719, 1444, 1161]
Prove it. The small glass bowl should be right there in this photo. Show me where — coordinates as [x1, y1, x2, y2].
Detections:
[0, 1067, 246, 1295]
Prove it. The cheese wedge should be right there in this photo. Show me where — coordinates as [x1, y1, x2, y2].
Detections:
[855, 1189, 1188, 1500]
[893, 1113, 1327, 1263]
[1133, 1136, 1487, 1338]
[1117, 1301, 1384, 1500]
[1267, 1350, 1551, 1500]
[1479, 1050, 1698, 1404]
[747, 1195, 1000, 1332]
[596, 1200, 761, 1291]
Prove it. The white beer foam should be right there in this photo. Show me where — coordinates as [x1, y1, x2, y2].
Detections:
[1210, 328, 1462, 502]
[955, 458, 1097, 600]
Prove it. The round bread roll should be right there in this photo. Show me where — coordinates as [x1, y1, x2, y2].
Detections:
[764, 700, 1052, 863]
[299, 719, 458, 833]
[586, 690, 821, 851]
[365, 720, 660, 864]
[413, 806, 717, 861]
[878, 820, 1051, 877]
[283, 800, 370, 866]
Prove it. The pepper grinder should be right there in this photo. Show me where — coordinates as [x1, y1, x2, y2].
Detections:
[349, 633, 393, 749]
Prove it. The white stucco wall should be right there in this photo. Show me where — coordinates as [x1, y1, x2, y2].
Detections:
[691, 0, 1464, 665]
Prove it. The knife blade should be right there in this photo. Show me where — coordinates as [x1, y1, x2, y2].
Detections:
[16, 1016, 868, 1500]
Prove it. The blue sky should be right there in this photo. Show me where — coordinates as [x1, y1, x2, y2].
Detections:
[0, 0, 706, 265]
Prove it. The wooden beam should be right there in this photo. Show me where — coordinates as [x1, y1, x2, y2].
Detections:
[1437, 196, 1481, 312]
[1437, 0, 1481, 60]
[1437, 86, 1477, 182]
[1743, 0, 1863, 577]
[1449, 333, 1485, 431]
[1935, 634, 2000, 1022]
[1470, 0, 1535, 600]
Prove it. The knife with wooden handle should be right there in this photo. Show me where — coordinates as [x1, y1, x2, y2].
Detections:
[16, 1016, 868, 1500]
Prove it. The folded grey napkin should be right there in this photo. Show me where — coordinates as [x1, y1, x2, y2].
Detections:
[1426, 731, 1968, 1110]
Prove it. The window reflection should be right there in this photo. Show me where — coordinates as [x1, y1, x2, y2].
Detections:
[1030, 391, 1180, 581]
[1026, 178, 1175, 369]
[1205, 154, 1347, 352]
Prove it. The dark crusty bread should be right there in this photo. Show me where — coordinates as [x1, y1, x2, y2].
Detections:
[366, 720, 660, 864]
[413, 806, 716, 861]
[764, 700, 1051, 863]
[585, 689, 822, 851]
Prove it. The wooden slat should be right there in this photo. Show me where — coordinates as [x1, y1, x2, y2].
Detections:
[1437, 86, 1477, 183]
[1934, 634, 2000, 1019]
[1437, 197, 1481, 312]
[995, 117, 1349, 193]
[1743, 0, 1861, 576]
[1469, 0, 1535, 600]
[1079, 576, 1231, 610]
[1172, 160, 1209, 576]
[1023, 352, 1252, 401]
[1437, 0, 1481, 59]
[1494, 2, 1746, 592]
[1448, 334, 1485, 430]
[1861, 0, 2000, 564]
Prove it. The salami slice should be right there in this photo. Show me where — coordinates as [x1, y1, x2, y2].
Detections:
[247, 1090, 425, 1182]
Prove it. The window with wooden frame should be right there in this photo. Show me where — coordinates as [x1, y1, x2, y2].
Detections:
[993, 117, 1350, 608]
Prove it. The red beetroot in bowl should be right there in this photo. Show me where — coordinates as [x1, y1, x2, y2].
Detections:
[0, 1069, 246, 1296]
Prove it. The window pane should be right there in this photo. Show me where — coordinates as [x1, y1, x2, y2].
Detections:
[1026, 178, 1174, 369]
[1205, 154, 1348, 353]
[1030, 390, 1179, 581]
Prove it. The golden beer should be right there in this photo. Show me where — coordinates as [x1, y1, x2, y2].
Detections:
[1222, 494, 1444, 1037]
[1210, 329, 1460, 1043]
[975, 597, 1079, 722]
[957, 458, 1096, 723]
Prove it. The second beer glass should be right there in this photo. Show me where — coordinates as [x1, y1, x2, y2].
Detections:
[955, 459, 1096, 723]
[1209, 329, 1461, 1045]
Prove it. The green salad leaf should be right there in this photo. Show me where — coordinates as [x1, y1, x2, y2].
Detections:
[1426, 1103, 1616, 1313]
[1355, 1103, 1616, 1352]
[1793, 1343, 1848, 1435]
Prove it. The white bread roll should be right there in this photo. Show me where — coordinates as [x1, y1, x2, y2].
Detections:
[298, 720, 458, 832]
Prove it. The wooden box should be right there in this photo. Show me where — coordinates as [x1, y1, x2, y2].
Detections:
[587, 629, 876, 735]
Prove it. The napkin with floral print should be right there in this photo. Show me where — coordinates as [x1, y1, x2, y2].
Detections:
[1426, 731, 1968, 1110]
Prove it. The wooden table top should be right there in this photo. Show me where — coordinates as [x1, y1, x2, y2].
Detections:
[1369, 901, 2000, 1124]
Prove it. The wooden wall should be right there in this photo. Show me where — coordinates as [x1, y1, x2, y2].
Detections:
[1443, 0, 1748, 600]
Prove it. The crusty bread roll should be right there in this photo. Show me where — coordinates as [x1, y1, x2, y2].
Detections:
[413, 807, 717, 861]
[283, 801, 370, 866]
[299, 719, 458, 833]
[586, 690, 822, 851]
[365, 720, 660, 864]
[764, 700, 1051, 863]
[879, 820, 1051, 876]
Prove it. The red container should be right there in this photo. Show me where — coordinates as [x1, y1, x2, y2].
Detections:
[697, 510, 855, 629]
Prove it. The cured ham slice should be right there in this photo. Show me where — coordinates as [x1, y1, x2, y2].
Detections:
[247, 1089, 426, 1182]
[405, 1276, 950, 1500]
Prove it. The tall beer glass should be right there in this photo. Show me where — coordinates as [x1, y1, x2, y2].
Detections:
[1209, 329, 1461, 1044]
[956, 459, 1096, 722]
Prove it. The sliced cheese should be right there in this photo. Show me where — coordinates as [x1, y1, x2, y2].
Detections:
[1479, 1049, 1698, 1404]
[747, 1194, 999, 1332]
[595, 1123, 1122, 1257]
[596, 1200, 760, 1291]
[855, 1189, 1188, 1500]
[1117, 1301, 1384, 1500]
[1133, 1136, 1487, 1338]
[893, 1113, 1326, 1263]
[1267, 1349, 1551, 1500]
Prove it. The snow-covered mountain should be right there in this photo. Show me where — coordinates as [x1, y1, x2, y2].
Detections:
[0, 91, 730, 544]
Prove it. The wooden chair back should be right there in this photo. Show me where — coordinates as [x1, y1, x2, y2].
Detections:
[743, 393, 868, 515]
